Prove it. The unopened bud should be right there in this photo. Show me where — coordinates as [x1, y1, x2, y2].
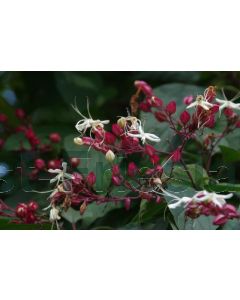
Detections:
[105, 150, 115, 162]
[74, 137, 84, 145]
[117, 117, 126, 128]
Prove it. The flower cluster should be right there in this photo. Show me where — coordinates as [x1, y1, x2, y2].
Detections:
[164, 189, 239, 226]
[1, 80, 240, 229]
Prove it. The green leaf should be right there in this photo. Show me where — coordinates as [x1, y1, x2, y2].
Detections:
[172, 164, 209, 189]
[4, 132, 31, 151]
[219, 145, 240, 163]
[206, 183, 240, 193]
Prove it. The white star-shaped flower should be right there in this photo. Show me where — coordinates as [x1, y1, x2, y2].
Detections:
[126, 120, 161, 144]
[192, 191, 233, 207]
[161, 189, 233, 209]
[48, 162, 73, 184]
[187, 95, 213, 111]
[216, 90, 240, 112]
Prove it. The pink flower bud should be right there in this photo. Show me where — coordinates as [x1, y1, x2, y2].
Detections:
[134, 80, 153, 96]
[180, 111, 190, 125]
[139, 102, 151, 112]
[224, 108, 234, 117]
[112, 124, 124, 136]
[171, 148, 181, 162]
[183, 95, 193, 105]
[150, 154, 160, 165]
[0, 113, 8, 123]
[140, 192, 153, 201]
[16, 203, 28, 218]
[145, 144, 156, 157]
[154, 111, 167, 122]
[210, 104, 219, 114]
[155, 165, 163, 175]
[15, 108, 26, 119]
[70, 157, 81, 168]
[47, 159, 62, 169]
[205, 115, 215, 128]
[72, 172, 83, 185]
[35, 158, 46, 170]
[127, 162, 137, 177]
[148, 96, 163, 107]
[213, 214, 228, 226]
[112, 164, 120, 176]
[112, 175, 122, 186]
[124, 197, 131, 211]
[28, 201, 39, 212]
[86, 172, 96, 186]
[165, 101, 176, 115]
[105, 132, 116, 145]
[156, 196, 162, 204]
[49, 132, 61, 143]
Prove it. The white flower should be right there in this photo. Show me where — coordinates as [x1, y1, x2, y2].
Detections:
[48, 162, 73, 184]
[72, 100, 109, 135]
[49, 207, 61, 222]
[216, 90, 240, 112]
[161, 189, 233, 209]
[126, 120, 161, 144]
[192, 191, 233, 207]
[187, 95, 213, 111]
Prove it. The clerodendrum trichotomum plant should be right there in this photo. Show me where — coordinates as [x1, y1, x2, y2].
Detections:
[1, 80, 240, 229]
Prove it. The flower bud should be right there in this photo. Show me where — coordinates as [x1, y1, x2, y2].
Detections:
[127, 162, 138, 177]
[28, 201, 39, 212]
[124, 197, 131, 211]
[49, 132, 61, 143]
[105, 150, 115, 162]
[180, 111, 190, 125]
[112, 164, 120, 176]
[117, 117, 126, 128]
[155, 111, 167, 122]
[105, 132, 116, 144]
[112, 124, 124, 136]
[15, 108, 26, 119]
[150, 154, 160, 165]
[35, 158, 46, 170]
[166, 101, 176, 115]
[149, 96, 163, 107]
[183, 96, 193, 105]
[213, 214, 228, 226]
[156, 196, 162, 204]
[171, 148, 181, 162]
[70, 157, 81, 168]
[72, 172, 83, 185]
[74, 137, 84, 145]
[112, 175, 122, 186]
[145, 144, 156, 157]
[86, 172, 96, 186]
[47, 159, 62, 169]
[16, 203, 28, 218]
[139, 102, 151, 112]
[134, 80, 153, 96]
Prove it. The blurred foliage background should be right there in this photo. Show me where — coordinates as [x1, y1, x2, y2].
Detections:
[1, 71, 240, 229]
